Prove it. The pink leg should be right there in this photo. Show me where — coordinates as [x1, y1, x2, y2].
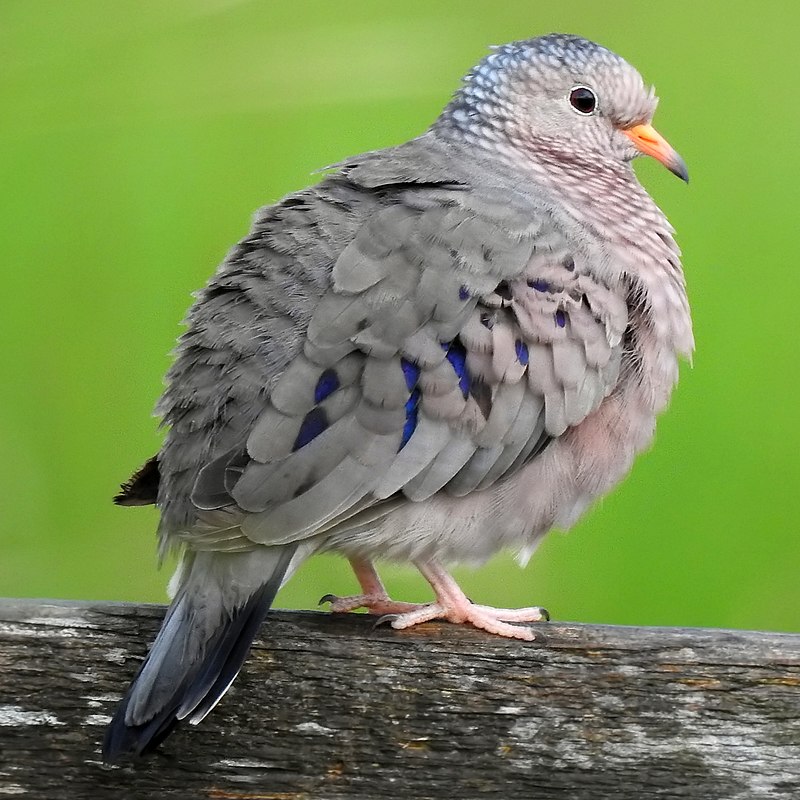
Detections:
[321, 557, 423, 615]
[387, 559, 548, 641]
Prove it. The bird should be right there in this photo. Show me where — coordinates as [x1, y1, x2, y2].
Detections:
[102, 33, 693, 761]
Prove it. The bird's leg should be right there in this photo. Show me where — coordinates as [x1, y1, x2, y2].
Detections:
[321, 557, 423, 615]
[386, 558, 548, 641]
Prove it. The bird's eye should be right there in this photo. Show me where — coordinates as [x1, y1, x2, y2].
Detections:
[569, 86, 597, 115]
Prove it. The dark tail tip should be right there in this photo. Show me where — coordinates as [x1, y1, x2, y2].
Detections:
[101, 557, 291, 763]
[102, 705, 180, 763]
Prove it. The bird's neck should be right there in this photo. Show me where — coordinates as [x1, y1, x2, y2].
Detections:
[523, 137, 663, 241]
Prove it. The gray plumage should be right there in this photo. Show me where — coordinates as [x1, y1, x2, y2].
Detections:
[104, 33, 692, 760]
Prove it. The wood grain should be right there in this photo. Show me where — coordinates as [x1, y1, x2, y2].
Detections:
[1, 599, 799, 799]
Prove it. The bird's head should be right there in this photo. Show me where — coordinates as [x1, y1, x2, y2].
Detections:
[437, 34, 688, 183]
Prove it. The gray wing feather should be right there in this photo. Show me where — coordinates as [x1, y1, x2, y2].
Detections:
[373, 416, 452, 499]
[159, 136, 630, 554]
[402, 436, 477, 502]
[241, 457, 377, 544]
[474, 392, 546, 492]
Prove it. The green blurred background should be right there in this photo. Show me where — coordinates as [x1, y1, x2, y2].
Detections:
[2, 0, 798, 632]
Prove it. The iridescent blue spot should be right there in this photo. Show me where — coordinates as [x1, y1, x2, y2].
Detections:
[528, 279, 549, 292]
[292, 407, 329, 451]
[400, 358, 420, 391]
[459, 285, 470, 301]
[442, 339, 470, 398]
[399, 359, 421, 450]
[515, 339, 529, 365]
[555, 309, 567, 328]
[399, 388, 420, 450]
[314, 369, 339, 403]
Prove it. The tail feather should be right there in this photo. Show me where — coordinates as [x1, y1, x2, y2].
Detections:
[102, 544, 298, 762]
[177, 574, 285, 725]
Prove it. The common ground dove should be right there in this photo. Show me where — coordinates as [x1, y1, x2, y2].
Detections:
[103, 33, 692, 760]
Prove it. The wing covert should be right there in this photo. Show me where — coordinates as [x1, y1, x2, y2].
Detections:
[192, 182, 628, 546]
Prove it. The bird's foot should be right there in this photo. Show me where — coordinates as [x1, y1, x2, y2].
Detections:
[330, 555, 549, 640]
[320, 592, 423, 616]
[385, 598, 548, 641]
[380, 557, 551, 641]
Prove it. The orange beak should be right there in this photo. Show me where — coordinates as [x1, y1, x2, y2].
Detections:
[623, 123, 689, 183]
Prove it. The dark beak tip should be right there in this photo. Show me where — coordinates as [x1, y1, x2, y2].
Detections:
[670, 157, 690, 184]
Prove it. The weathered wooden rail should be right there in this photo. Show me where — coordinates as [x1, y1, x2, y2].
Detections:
[1, 599, 799, 799]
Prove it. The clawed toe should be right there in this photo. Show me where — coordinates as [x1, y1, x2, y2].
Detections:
[318, 593, 338, 606]
[319, 593, 375, 614]
[320, 592, 424, 616]
[387, 602, 542, 641]
[471, 603, 550, 623]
